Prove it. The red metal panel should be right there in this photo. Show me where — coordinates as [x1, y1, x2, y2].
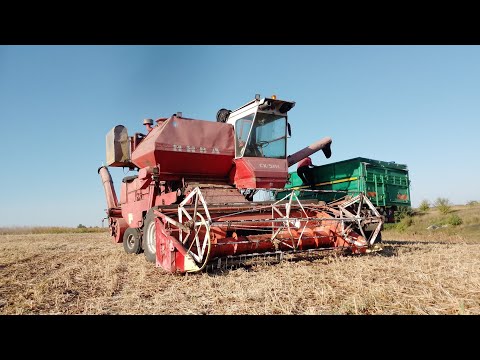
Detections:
[153, 191, 179, 207]
[120, 178, 152, 228]
[120, 182, 127, 206]
[232, 157, 288, 189]
[155, 218, 176, 272]
[119, 177, 182, 229]
[131, 117, 235, 180]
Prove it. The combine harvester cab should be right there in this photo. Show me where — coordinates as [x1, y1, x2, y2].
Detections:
[98, 95, 384, 273]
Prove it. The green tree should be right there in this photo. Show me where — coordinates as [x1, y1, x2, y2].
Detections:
[419, 199, 430, 211]
[434, 198, 452, 215]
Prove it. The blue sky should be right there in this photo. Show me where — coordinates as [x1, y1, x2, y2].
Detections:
[1, 45, 479, 227]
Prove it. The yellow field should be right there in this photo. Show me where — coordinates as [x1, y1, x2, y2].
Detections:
[1, 231, 479, 314]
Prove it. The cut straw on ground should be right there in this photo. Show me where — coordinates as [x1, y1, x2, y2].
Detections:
[0, 231, 479, 314]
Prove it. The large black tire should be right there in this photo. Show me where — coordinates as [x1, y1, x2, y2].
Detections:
[123, 228, 142, 254]
[142, 212, 157, 263]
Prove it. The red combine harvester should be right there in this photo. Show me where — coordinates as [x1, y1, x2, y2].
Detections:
[99, 95, 383, 273]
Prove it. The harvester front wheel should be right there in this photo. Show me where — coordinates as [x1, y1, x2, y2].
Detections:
[123, 228, 142, 254]
[143, 212, 157, 263]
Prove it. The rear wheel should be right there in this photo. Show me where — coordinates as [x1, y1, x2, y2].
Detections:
[143, 212, 157, 263]
[123, 228, 142, 254]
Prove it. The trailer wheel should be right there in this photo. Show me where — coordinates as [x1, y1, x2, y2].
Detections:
[376, 232, 382, 243]
[365, 230, 382, 244]
[123, 228, 142, 254]
[143, 212, 157, 263]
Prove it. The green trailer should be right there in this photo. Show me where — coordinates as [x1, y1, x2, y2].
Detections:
[276, 157, 411, 222]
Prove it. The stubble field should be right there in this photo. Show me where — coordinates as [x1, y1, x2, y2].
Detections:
[1, 230, 479, 315]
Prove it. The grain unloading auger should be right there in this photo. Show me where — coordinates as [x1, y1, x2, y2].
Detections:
[98, 95, 383, 273]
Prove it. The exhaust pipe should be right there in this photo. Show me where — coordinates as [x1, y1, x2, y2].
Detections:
[98, 166, 118, 211]
[287, 137, 332, 167]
